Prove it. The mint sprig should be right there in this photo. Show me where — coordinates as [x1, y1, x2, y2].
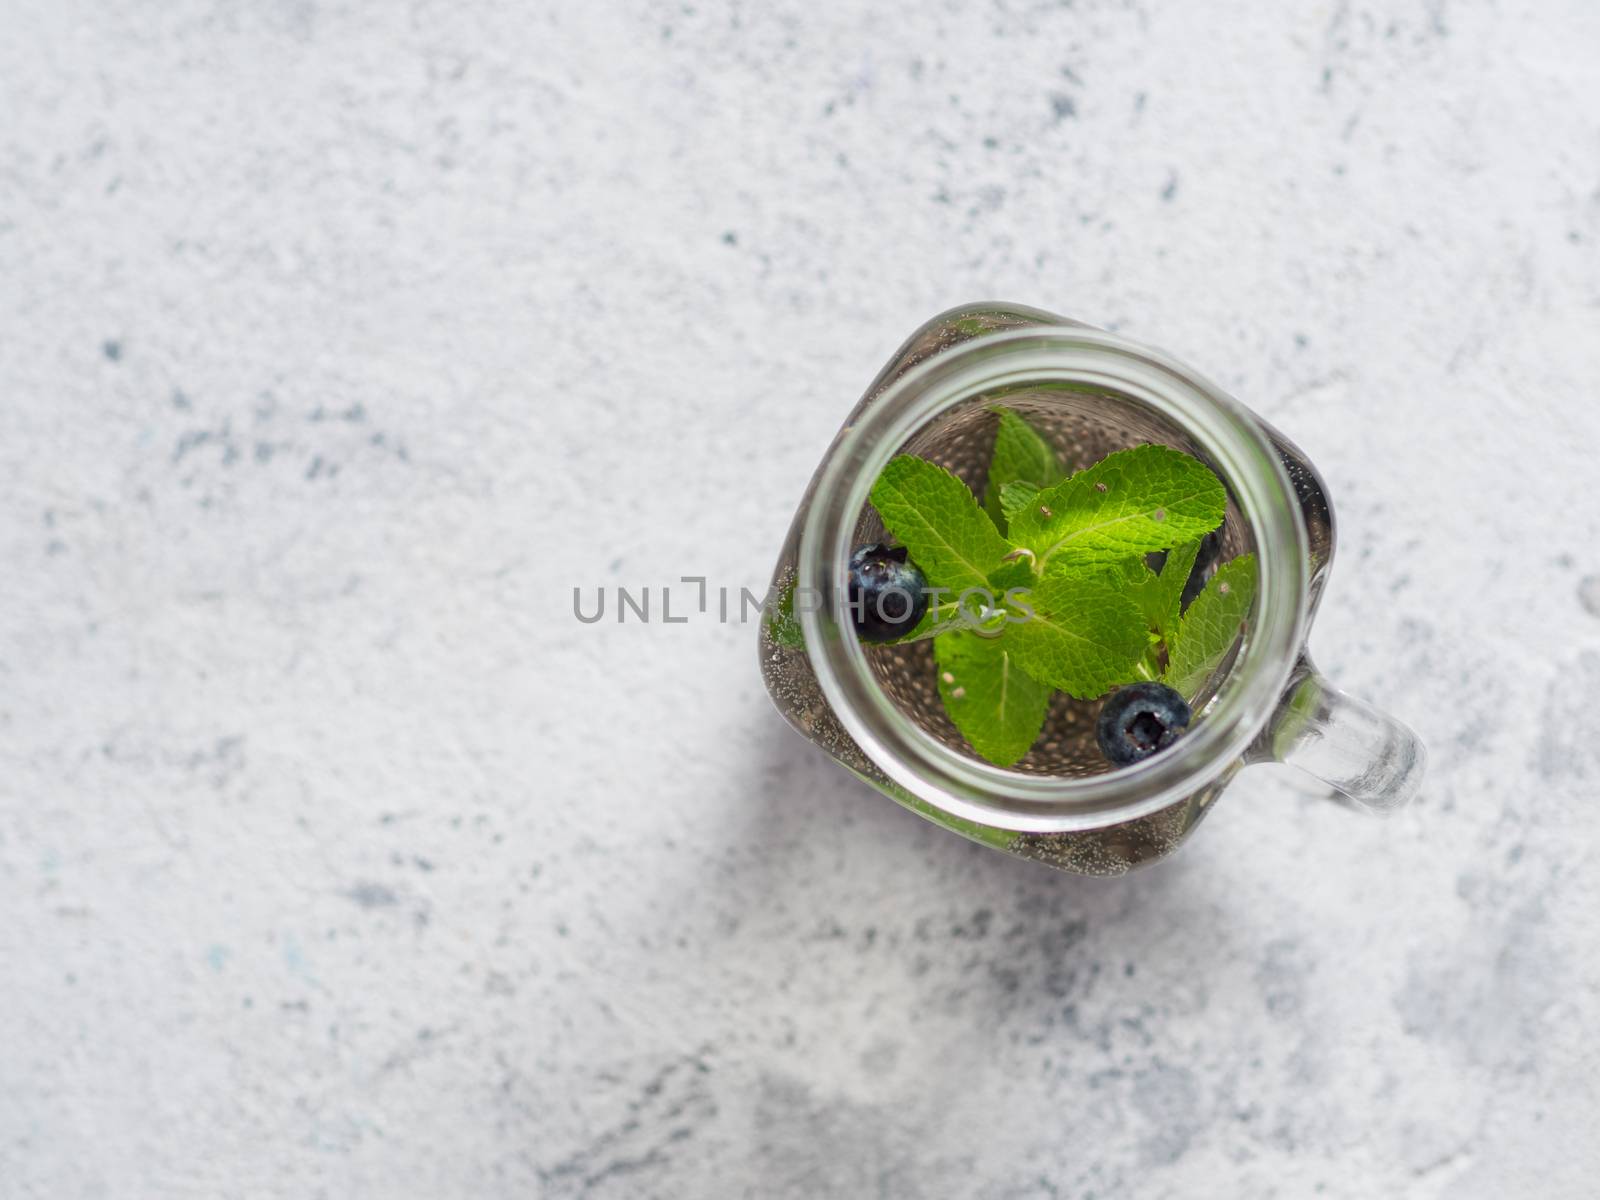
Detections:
[865, 407, 1255, 768]
[983, 409, 1060, 530]
[998, 479, 1043, 529]
[1004, 573, 1149, 698]
[1165, 554, 1256, 700]
[1133, 537, 1202, 641]
[1009, 444, 1226, 570]
[869, 456, 1011, 594]
[933, 630, 1052, 767]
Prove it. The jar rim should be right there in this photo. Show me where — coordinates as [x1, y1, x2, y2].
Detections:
[796, 322, 1310, 833]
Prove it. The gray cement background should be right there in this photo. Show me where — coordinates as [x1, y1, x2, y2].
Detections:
[3, 1, 1599, 1196]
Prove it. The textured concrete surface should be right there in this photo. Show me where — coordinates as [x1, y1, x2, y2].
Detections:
[4, 1, 1599, 1196]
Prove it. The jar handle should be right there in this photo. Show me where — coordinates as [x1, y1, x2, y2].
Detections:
[1248, 655, 1426, 813]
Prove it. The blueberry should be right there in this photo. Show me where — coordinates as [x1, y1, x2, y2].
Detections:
[1096, 681, 1192, 766]
[847, 543, 930, 643]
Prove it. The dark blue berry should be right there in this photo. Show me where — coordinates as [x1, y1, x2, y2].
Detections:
[848, 543, 929, 643]
[1096, 682, 1192, 766]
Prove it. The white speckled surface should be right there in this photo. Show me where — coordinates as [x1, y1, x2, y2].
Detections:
[4, 1, 1600, 1196]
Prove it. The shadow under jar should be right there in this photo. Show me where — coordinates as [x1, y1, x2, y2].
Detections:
[758, 304, 1424, 876]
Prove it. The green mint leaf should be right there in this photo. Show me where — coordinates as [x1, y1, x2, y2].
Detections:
[1134, 538, 1202, 639]
[934, 630, 1052, 767]
[1165, 554, 1257, 700]
[1009, 445, 1227, 571]
[870, 455, 1011, 594]
[1005, 574, 1149, 698]
[986, 557, 1035, 593]
[999, 479, 1042, 528]
[1044, 552, 1148, 590]
[983, 409, 1059, 528]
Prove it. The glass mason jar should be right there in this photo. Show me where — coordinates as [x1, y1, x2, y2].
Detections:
[758, 303, 1425, 876]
